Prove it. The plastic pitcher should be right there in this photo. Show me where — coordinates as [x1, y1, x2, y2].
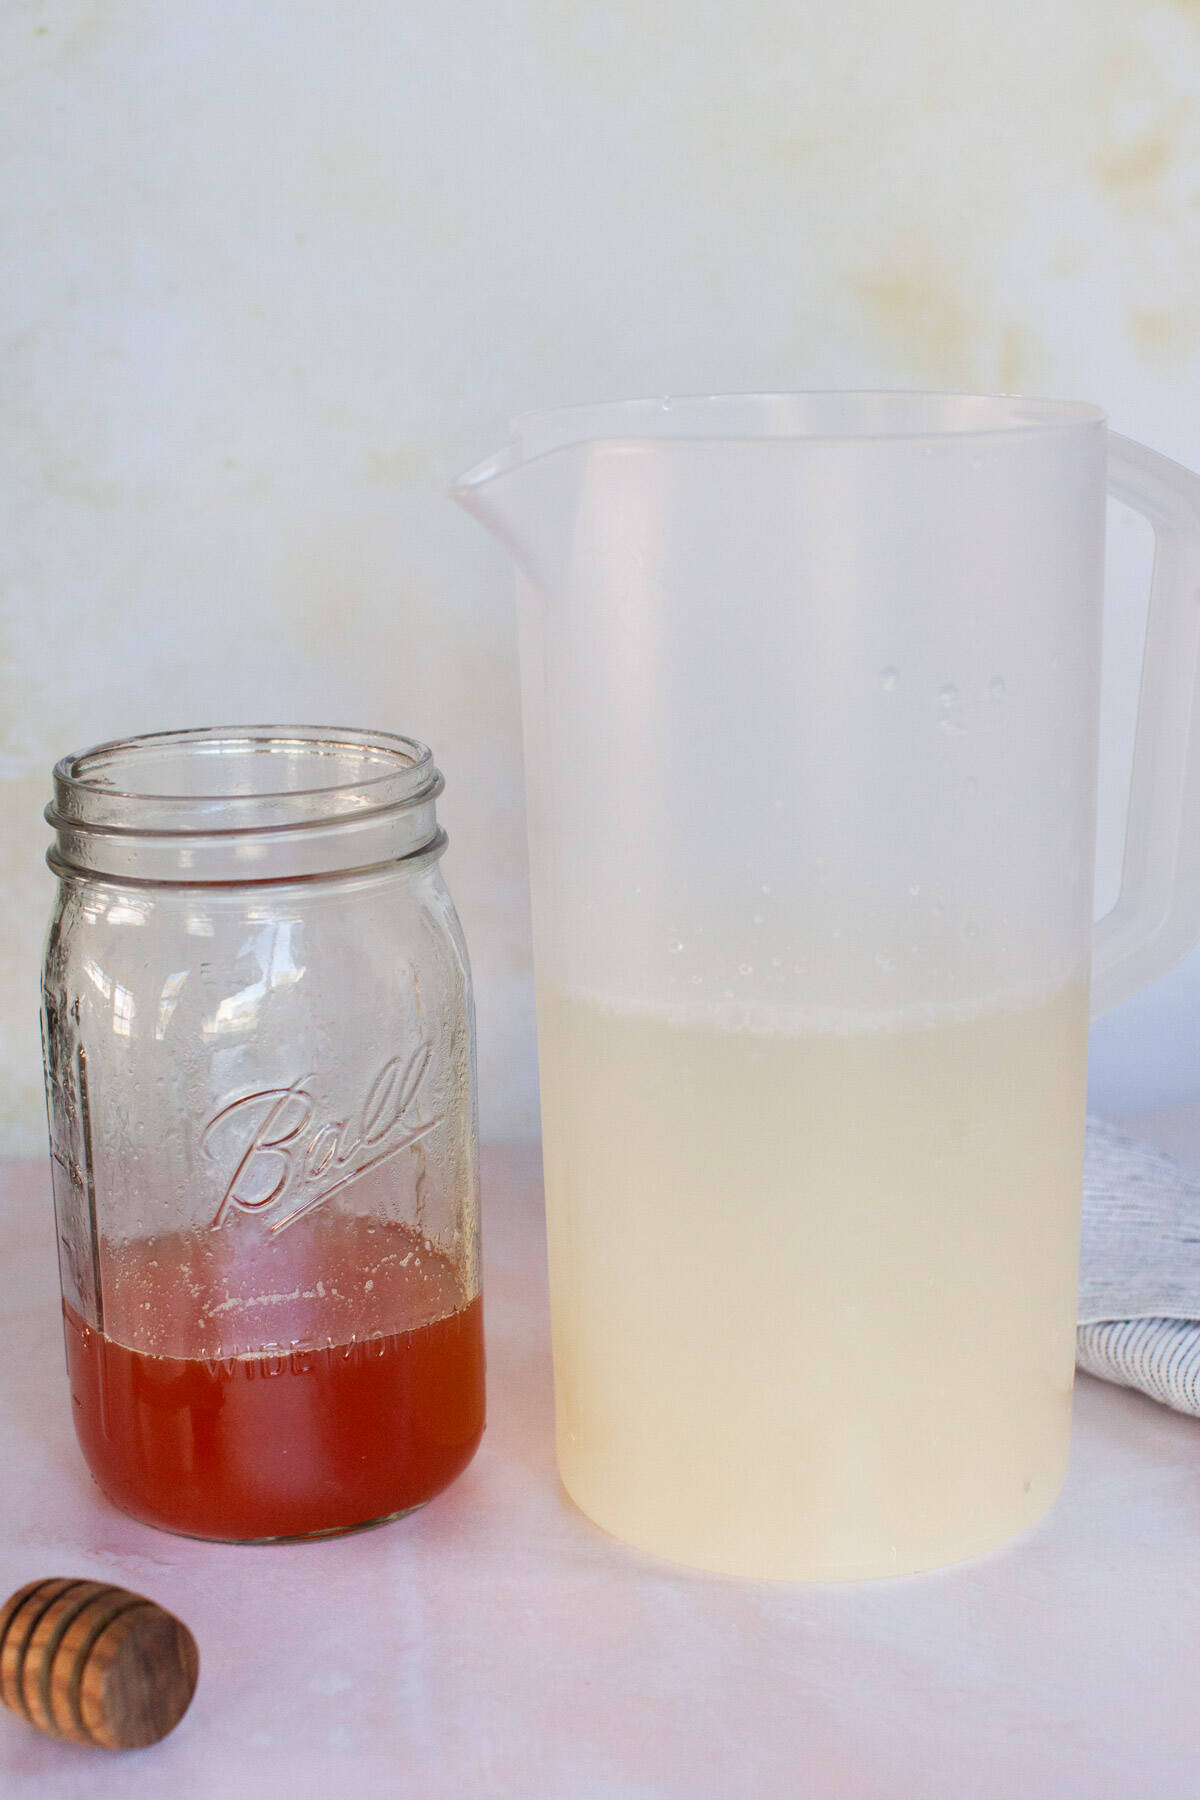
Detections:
[456, 392, 1200, 1580]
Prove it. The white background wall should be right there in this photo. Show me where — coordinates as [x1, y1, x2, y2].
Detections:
[4, 0, 1200, 1148]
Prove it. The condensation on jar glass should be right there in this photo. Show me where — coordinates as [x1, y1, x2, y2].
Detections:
[40, 726, 483, 1542]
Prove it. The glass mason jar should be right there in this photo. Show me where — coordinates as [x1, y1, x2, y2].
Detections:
[40, 726, 483, 1542]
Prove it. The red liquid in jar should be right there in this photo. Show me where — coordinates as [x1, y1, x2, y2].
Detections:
[62, 1212, 484, 1541]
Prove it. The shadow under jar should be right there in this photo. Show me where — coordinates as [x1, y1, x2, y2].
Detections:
[41, 726, 483, 1542]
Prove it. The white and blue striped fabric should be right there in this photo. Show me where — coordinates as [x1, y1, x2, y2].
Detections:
[1079, 1116, 1200, 1417]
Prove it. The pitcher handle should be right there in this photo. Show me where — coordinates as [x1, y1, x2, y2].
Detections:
[1092, 434, 1200, 1016]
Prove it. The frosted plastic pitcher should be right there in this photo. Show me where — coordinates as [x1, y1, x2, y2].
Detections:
[456, 393, 1200, 1580]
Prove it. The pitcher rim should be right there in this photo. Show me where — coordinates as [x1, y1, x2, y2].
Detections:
[453, 392, 1108, 493]
[516, 390, 1105, 444]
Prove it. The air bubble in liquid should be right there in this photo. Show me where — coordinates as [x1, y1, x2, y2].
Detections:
[879, 666, 900, 692]
[988, 675, 1006, 699]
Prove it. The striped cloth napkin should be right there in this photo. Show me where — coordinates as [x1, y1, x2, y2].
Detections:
[1079, 1116, 1200, 1416]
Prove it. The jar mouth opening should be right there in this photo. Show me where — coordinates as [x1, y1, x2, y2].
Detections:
[47, 727, 445, 882]
[51, 726, 438, 832]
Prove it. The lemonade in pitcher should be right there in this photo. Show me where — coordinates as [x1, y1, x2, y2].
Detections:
[538, 982, 1086, 1578]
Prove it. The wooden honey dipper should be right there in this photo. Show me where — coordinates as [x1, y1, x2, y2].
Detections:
[0, 1579, 199, 1750]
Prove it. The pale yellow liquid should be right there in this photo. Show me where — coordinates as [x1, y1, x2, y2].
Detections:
[537, 982, 1088, 1580]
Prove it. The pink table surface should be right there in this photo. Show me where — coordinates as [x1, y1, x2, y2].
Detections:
[1, 1137, 1199, 1800]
